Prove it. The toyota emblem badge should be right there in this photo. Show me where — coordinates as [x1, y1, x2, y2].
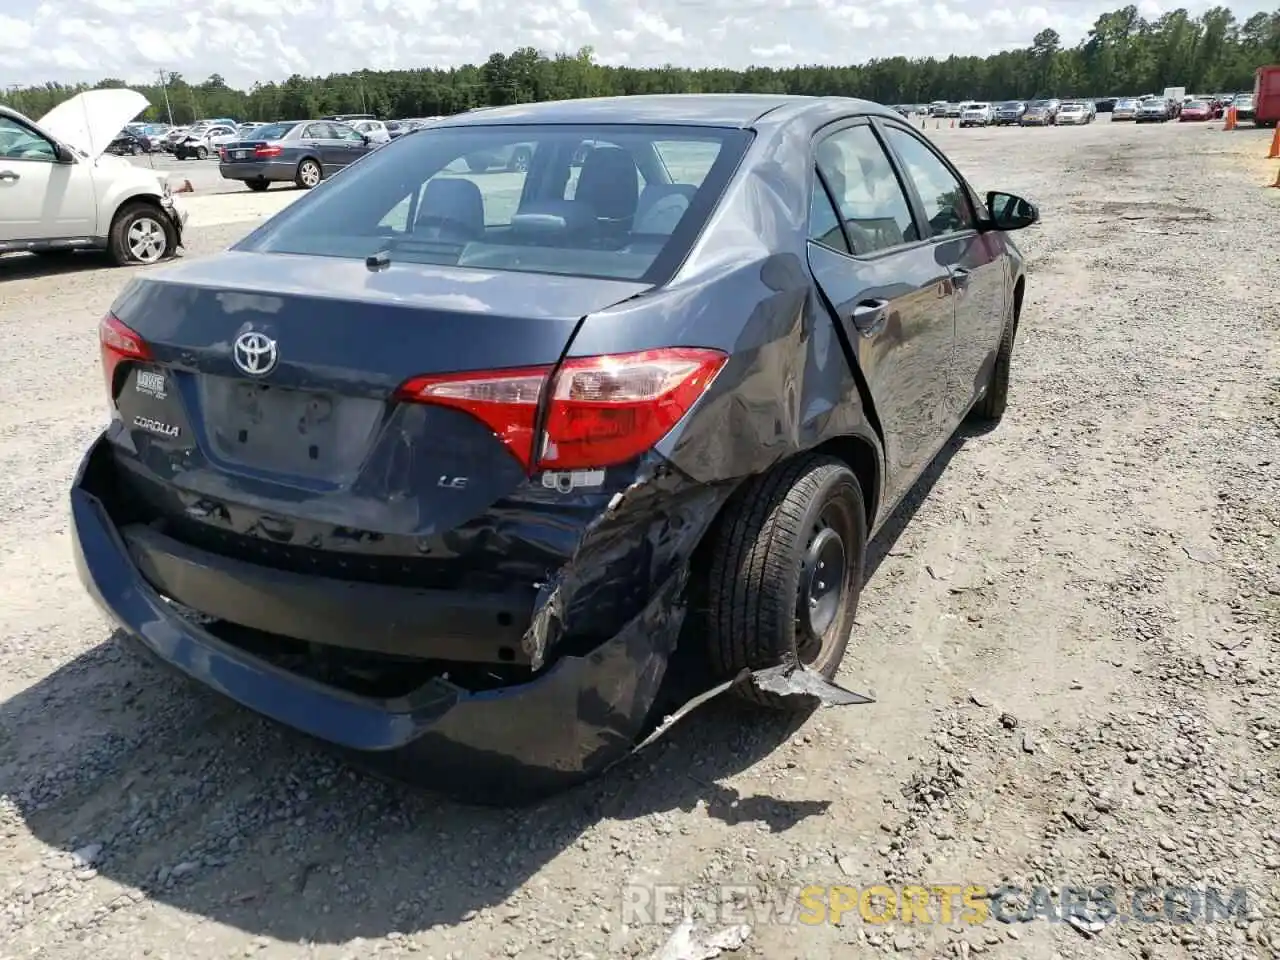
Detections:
[233, 331, 279, 376]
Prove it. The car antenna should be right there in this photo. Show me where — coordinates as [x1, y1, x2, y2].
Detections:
[365, 249, 391, 271]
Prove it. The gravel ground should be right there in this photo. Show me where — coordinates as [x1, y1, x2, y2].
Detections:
[1, 117, 1278, 960]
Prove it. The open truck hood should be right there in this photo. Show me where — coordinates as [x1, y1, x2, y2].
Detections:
[38, 88, 150, 161]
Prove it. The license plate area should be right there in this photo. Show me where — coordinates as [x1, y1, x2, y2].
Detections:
[235, 150, 248, 159]
[198, 376, 383, 483]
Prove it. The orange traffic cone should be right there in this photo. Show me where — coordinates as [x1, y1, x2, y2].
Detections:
[173, 179, 194, 194]
[1267, 126, 1280, 159]
[1224, 107, 1236, 131]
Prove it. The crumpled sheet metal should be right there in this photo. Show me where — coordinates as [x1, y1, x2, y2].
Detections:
[519, 464, 730, 671]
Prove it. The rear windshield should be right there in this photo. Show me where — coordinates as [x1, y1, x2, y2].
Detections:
[237, 123, 751, 283]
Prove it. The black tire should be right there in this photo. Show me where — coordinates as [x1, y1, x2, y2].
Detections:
[195, 146, 209, 160]
[107, 202, 175, 266]
[507, 146, 532, 172]
[702, 455, 867, 711]
[969, 312, 1015, 423]
[131, 143, 142, 156]
[295, 158, 322, 189]
[246, 179, 270, 192]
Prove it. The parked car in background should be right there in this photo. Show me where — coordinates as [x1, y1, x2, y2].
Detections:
[928, 101, 949, 117]
[107, 129, 153, 155]
[1055, 101, 1092, 125]
[1111, 98, 1141, 120]
[1232, 94, 1255, 123]
[1179, 100, 1212, 122]
[1020, 100, 1057, 125]
[347, 119, 391, 144]
[236, 123, 262, 138]
[959, 102, 993, 127]
[174, 123, 239, 159]
[993, 101, 1026, 125]
[217, 118, 375, 190]
[74, 93, 1037, 803]
[1136, 98, 1173, 123]
[160, 126, 190, 152]
[0, 89, 185, 264]
[1093, 97, 1118, 113]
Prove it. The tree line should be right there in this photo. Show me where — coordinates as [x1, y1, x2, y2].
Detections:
[2, 5, 1277, 125]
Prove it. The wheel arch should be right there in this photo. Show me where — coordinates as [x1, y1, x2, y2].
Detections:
[1012, 272, 1026, 335]
[107, 191, 167, 229]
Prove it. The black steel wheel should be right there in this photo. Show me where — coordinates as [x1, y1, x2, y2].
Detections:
[702, 454, 867, 711]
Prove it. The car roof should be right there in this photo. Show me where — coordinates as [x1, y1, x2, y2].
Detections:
[430, 94, 897, 129]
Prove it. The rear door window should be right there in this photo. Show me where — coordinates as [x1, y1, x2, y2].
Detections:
[813, 125, 918, 255]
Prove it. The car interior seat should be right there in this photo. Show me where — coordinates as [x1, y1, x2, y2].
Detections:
[414, 177, 486, 242]
[572, 146, 640, 233]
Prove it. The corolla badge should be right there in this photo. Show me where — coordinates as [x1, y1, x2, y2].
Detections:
[233, 331, 279, 376]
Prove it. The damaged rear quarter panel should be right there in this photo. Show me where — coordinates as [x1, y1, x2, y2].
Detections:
[530, 114, 885, 676]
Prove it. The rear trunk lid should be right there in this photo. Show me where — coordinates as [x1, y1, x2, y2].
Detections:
[106, 251, 649, 539]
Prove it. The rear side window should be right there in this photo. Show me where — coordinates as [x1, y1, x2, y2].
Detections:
[240, 123, 752, 284]
[813, 125, 917, 255]
[253, 123, 295, 140]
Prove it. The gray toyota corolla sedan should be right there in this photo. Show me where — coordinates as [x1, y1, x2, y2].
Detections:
[73, 94, 1037, 803]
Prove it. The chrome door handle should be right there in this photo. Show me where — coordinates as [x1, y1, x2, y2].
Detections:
[0, 171, 19, 182]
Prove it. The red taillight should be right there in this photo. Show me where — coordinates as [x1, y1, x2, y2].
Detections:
[100, 312, 151, 400]
[255, 145, 283, 158]
[394, 348, 728, 472]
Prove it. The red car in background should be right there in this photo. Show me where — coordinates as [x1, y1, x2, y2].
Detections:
[1179, 100, 1212, 121]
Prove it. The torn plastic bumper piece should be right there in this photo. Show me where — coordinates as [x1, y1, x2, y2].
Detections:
[628, 660, 875, 759]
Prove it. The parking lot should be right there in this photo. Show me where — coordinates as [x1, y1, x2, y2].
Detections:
[1, 116, 1278, 960]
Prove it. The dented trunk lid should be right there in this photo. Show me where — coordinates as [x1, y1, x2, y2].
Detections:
[105, 251, 648, 543]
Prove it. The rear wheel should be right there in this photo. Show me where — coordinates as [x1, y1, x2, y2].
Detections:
[131, 143, 142, 155]
[246, 179, 270, 192]
[969, 313, 1015, 424]
[295, 159, 322, 189]
[107, 202, 175, 266]
[702, 455, 867, 711]
[195, 146, 209, 160]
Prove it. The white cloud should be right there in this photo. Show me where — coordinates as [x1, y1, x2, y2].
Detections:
[0, 0, 1273, 88]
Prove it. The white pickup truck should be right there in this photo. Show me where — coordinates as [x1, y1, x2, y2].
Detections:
[0, 88, 187, 265]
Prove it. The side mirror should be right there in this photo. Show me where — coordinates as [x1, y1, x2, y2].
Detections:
[54, 142, 76, 163]
[986, 191, 1039, 231]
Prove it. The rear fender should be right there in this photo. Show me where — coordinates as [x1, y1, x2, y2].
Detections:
[523, 255, 886, 667]
[568, 255, 882, 490]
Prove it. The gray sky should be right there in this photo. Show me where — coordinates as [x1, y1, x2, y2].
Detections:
[0, 0, 1272, 89]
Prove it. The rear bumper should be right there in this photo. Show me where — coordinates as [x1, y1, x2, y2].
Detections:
[218, 161, 297, 182]
[70, 432, 687, 803]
